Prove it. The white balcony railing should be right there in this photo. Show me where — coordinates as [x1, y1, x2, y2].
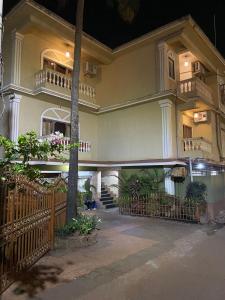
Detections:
[35, 68, 96, 101]
[183, 137, 212, 153]
[41, 134, 91, 153]
[178, 77, 212, 104]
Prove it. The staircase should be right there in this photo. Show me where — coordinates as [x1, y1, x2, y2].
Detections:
[100, 186, 117, 209]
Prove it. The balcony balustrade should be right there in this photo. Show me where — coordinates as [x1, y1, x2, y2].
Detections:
[35, 68, 96, 103]
[183, 137, 212, 154]
[178, 77, 212, 104]
[41, 134, 91, 155]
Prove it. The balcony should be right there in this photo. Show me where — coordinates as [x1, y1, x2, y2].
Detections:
[178, 77, 213, 104]
[183, 137, 212, 158]
[34, 68, 96, 104]
[40, 134, 91, 160]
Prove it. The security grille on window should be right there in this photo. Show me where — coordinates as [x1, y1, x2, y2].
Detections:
[168, 57, 175, 80]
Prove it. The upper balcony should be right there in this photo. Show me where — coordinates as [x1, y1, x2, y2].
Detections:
[182, 137, 212, 159]
[34, 68, 97, 106]
[177, 51, 213, 105]
[178, 77, 213, 104]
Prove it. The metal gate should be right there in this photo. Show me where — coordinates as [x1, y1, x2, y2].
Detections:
[0, 176, 67, 294]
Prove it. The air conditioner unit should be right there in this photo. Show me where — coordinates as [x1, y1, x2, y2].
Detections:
[192, 61, 206, 75]
[84, 61, 97, 77]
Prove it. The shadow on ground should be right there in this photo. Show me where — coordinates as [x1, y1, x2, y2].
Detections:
[11, 264, 63, 298]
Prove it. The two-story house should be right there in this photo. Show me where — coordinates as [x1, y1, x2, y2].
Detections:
[1, 0, 225, 212]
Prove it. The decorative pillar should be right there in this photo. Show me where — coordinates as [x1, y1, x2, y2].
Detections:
[157, 41, 168, 92]
[11, 30, 24, 85]
[96, 171, 102, 199]
[9, 94, 21, 142]
[164, 168, 175, 195]
[159, 99, 174, 158]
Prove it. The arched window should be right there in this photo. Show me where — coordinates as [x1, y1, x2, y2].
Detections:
[40, 108, 71, 137]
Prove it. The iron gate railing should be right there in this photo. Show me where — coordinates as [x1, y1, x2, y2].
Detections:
[0, 176, 67, 294]
[118, 193, 206, 223]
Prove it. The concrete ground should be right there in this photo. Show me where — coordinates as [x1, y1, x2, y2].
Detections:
[2, 208, 225, 300]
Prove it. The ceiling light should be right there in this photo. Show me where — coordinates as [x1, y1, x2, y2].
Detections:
[65, 51, 70, 58]
[196, 163, 204, 170]
[184, 61, 189, 67]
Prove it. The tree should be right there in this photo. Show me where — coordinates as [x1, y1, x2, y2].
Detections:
[66, 0, 84, 222]
[62, 0, 139, 222]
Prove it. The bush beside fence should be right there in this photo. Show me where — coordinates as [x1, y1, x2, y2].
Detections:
[118, 193, 206, 223]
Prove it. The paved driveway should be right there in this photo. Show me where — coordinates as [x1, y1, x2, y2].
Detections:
[2, 209, 225, 300]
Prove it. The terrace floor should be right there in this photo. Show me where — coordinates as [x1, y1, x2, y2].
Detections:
[2, 208, 225, 300]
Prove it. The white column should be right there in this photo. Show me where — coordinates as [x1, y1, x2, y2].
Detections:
[158, 41, 168, 92]
[11, 30, 24, 85]
[164, 168, 175, 195]
[9, 94, 21, 142]
[159, 99, 174, 158]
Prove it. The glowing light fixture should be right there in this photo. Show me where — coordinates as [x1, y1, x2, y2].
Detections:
[184, 61, 189, 67]
[65, 50, 70, 58]
[197, 163, 204, 170]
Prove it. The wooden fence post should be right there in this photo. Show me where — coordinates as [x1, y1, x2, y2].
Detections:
[50, 190, 55, 250]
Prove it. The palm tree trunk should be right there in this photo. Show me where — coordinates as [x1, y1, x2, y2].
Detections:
[67, 0, 84, 222]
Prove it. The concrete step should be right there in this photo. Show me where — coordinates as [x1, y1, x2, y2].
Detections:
[101, 191, 110, 196]
[100, 196, 113, 201]
[102, 200, 114, 205]
[101, 193, 111, 198]
[105, 203, 117, 209]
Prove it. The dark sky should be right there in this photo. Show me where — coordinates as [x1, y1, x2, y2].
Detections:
[4, 0, 225, 57]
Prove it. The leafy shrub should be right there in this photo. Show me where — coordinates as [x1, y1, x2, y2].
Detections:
[185, 181, 207, 204]
[116, 169, 166, 198]
[56, 214, 101, 236]
[0, 131, 65, 182]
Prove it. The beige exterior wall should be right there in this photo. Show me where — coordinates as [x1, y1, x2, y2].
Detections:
[20, 33, 98, 91]
[96, 43, 157, 107]
[97, 101, 162, 161]
[18, 94, 98, 160]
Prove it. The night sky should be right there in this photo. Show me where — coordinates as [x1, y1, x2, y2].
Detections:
[4, 0, 225, 57]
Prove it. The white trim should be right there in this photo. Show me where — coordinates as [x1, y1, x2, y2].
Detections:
[78, 160, 186, 168]
[40, 170, 62, 174]
[11, 159, 186, 168]
[11, 30, 24, 85]
[159, 99, 174, 158]
[158, 42, 168, 91]
[1, 84, 100, 110]
[9, 94, 22, 142]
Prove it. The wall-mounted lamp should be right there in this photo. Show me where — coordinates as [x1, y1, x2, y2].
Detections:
[184, 61, 189, 67]
[65, 50, 70, 58]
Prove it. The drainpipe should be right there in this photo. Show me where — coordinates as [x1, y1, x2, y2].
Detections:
[189, 157, 193, 182]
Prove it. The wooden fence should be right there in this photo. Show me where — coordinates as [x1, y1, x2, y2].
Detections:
[118, 193, 206, 223]
[0, 176, 67, 294]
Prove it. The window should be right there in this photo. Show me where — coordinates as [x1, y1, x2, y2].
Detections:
[42, 118, 71, 137]
[183, 125, 192, 139]
[168, 57, 175, 80]
[43, 58, 72, 76]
